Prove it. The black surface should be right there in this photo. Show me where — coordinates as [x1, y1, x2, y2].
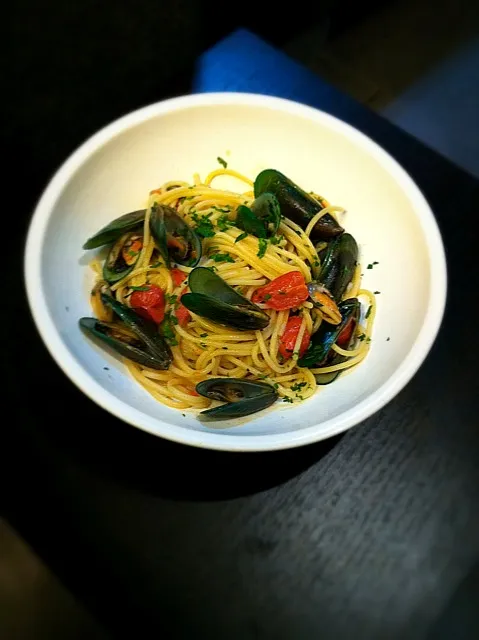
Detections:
[4, 23, 479, 640]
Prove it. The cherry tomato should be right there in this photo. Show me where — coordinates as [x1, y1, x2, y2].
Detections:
[171, 268, 187, 288]
[130, 285, 165, 324]
[252, 271, 309, 310]
[175, 287, 191, 327]
[278, 316, 311, 360]
[337, 316, 356, 348]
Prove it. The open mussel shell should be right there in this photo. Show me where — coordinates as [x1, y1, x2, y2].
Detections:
[298, 298, 360, 369]
[149, 203, 201, 268]
[83, 209, 146, 250]
[103, 231, 143, 283]
[236, 205, 267, 238]
[79, 294, 172, 370]
[181, 267, 269, 330]
[254, 169, 344, 242]
[196, 378, 278, 420]
[319, 233, 358, 301]
[236, 193, 281, 239]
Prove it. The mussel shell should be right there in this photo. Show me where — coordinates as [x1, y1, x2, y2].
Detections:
[236, 193, 281, 239]
[236, 205, 267, 238]
[79, 317, 170, 369]
[181, 293, 269, 330]
[196, 378, 278, 420]
[103, 231, 143, 284]
[314, 305, 359, 384]
[83, 209, 146, 250]
[254, 169, 344, 241]
[298, 298, 360, 368]
[80, 294, 172, 369]
[149, 203, 201, 268]
[182, 267, 269, 330]
[251, 192, 281, 236]
[319, 233, 358, 301]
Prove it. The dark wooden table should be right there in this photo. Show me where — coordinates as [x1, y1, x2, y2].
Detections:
[5, 29, 479, 639]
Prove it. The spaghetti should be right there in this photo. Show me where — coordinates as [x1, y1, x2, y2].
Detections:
[83, 168, 376, 415]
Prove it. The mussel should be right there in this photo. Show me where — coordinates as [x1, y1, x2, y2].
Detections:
[308, 233, 358, 324]
[83, 210, 146, 250]
[80, 294, 172, 369]
[149, 203, 201, 268]
[254, 169, 344, 242]
[103, 231, 143, 283]
[236, 192, 281, 238]
[196, 378, 278, 420]
[298, 299, 360, 380]
[181, 267, 269, 330]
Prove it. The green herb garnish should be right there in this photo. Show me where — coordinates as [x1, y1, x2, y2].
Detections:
[263, 293, 272, 301]
[290, 382, 307, 392]
[365, 306, 372, 319]
[269, 234, 283, 245]
[282, 397, 294, 403]
[257, 238, 268, 258]
[200, 333, 208, 338]
[217, 214, 235, 232]
[217, 156, 227, 169]
[211, 253, 234, 263]
[235, 232, 248, 243]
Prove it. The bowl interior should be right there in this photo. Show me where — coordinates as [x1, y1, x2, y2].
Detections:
[30, 96, 443, 448]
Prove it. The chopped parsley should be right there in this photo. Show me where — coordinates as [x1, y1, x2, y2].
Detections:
[165, 294, 178, 305]
[124, 285, 150, 297]
[263, 293, 272, 301]
[217, 156, 227, 168]
[269, 234, 283, 245]
[282, 396, 294, 403]
[367, 261, 379, 270]
[200, 333, 208, 338]
[160, 313, 179, 346]
[217, 214, 235, 232]
[374, 291, 381, 295]
[200, 343, 207, 349]
[235, 232, 248, 243]
[386, 337, 390, 341]
[103, 367, 109, 371]
[273, 383, 279, 390]
[357, 333, 366, 342]
[365, 306, 372, 319]
[290, 381, 307, 392]
[257, 238, 268, 258]
[211, 253, 234, 263]
[150, 261, 162, 268]
[191, 211, 215, 238]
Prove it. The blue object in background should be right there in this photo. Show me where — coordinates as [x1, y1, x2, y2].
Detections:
[193, 29, 351, 112]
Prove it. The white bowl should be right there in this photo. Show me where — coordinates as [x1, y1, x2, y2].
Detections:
[24, 93, 446, 451]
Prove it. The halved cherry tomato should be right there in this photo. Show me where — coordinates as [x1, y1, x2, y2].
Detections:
[278, 316, 311, 360]
[252, 271, 309, 310]
[175, 287, 191, 327]
[130, 285, 165, 324]
[337, 316, 356, 348]
[171, 268, 187, 288]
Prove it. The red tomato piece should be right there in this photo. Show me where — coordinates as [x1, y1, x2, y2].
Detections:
[171, 268, 187, 288]
[130, 285, 165, 324]
[278, 316, 311, 360]
[252, 271, 309, 310]
[175, 287, 191, 327]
